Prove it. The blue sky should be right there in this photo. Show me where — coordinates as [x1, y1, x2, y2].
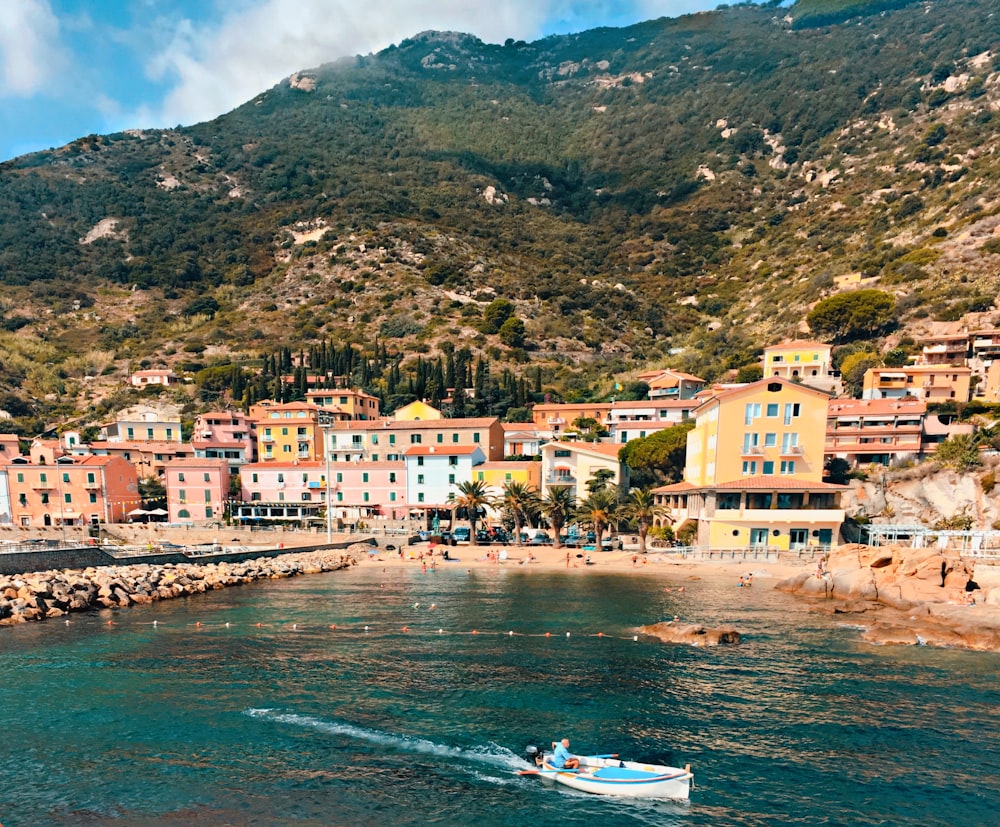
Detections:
[0, 1, 723, 163]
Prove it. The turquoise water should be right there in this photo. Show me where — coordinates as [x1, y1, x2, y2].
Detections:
[2, 566, 999, 826]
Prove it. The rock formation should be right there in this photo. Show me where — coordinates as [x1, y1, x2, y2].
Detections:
[639, 621, 741, 646]
[0, 548, 358, 627]
[776, 544, 1000, 651]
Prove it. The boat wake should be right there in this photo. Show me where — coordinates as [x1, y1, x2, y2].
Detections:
[244, 708, 526, 776]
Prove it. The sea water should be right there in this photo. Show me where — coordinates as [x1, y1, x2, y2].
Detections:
[1, 565, 998, 826]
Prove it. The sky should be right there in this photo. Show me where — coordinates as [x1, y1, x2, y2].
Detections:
[0, 0, 724, 162]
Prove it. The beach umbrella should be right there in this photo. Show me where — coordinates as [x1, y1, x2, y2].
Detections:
[127, 508, 150, 517]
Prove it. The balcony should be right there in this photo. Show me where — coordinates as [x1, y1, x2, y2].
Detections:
[546, 474, 576, 485]
[260, 435, 275, 443]
[31, 480, 55, 490]
[741, 446, 765, 455]
[780, 446, 804, 455]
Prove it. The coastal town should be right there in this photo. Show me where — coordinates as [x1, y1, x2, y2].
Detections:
[0, 338, 991, 553]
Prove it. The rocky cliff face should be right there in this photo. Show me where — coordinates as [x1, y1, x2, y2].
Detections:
[842, 459, 1000, 530]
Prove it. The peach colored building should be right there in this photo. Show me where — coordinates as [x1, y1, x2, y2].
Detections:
[825, 398, 926, 467]
[102, 404, 183, 443]
[129, 369, 178, 388]
[862, 365, 972, 403]
[305, 388, 381, 421]
[3, 454, 140, 527]
[163, 457, 230, 523]
[88, 440, 195, 481]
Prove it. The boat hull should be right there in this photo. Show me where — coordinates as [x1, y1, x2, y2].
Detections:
[538, 755, 692, 799]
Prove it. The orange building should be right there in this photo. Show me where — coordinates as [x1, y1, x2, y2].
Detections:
[4, 455, 140, 527]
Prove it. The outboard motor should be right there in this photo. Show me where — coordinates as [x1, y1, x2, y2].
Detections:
[525, 744, 542, 766]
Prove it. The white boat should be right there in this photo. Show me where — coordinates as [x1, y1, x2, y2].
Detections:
[519, 747, 693, 799]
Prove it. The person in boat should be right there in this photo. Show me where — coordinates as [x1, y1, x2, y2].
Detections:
[551, 738, 580, 769]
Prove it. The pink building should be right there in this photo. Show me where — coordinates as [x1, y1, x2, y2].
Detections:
[162, 457, 229, 523]
[191, 410, 257, 471]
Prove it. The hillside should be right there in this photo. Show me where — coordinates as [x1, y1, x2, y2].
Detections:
[1, 0, 999, 429]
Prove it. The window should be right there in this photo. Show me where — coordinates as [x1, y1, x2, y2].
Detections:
[277, 473, 284, 483]
[763, 461, 775, 474]
[783, 403, 801, 425]
[166, 428, 173, 440]
[437, 433, 443, 443]
[282, 445, 292, 453]
[40, 473, 47, 484]
[448, 455, 458, 466]
[127, 427, 134, 439]
[718, 493, 741, 510]
[505, 473, 512, 481]
[781, 432, 799, 452]
[336, 472, 343, 482]
[178, 473, 185, 482]
[363, 492, 369, 502]
[417, 456, 424, 466]
[281, 427, 288, 436]
[204, 490, 212, 502]
[252, 473, 259, 483]
[473, 433, 480, 443]
[147, 428, 154, 440]
[62, 472, 70, 483]
[448, 474, 455, 484]
[418, 493, 425, 503]
[742, 433, 759, 452]
[764, 433, 777, 448]
[362, 472, 369, 483]
[389, 472, 396, 483]
[205, 507, 213, 519]
[741, 461, 757, 475]
[372, 454, 379, 462]
[744, 403, 761, 425]
[372, 435, 378, 445]
[555, 449, 571, 457]
[389, 492, 396, 502]
[63, 492, 72, 503]
[337, 492, 343, 502]
[418, 474, 425, 484]
[766, 403, 779, 417]
[389, 434, 396, 445]
[410, 434, 422, 444]
[452, 434, 459, 443]
[41, 493, 49, 504]
[179, 490, 186, 502]
[302, 493, 311, 501]
[16, 472, 23, 483]
[179, 509, 190, 519]
[89, 493, 97, 503]
[780, 460, 796, 475]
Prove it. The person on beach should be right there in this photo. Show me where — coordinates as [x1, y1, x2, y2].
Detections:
[551, 738, 579, 769]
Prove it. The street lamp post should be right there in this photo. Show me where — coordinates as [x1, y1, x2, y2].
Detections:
[319, 412, 333, 544]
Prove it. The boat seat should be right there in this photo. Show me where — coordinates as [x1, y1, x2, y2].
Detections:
[591, 766, 658, 781]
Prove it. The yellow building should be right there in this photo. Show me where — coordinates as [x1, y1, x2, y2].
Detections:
[249, 401, 324, 462]
[655, 378, 845, 551]
[763, 340, 833, 381]
[392, 400, 444, 421]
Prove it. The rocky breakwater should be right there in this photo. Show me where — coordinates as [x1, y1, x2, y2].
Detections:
[0, 548, 359, 627]
[639, 621, 741, 646]
[776, 544, 1000, 651]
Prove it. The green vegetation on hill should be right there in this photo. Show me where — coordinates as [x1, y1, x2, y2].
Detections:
[0, 0, 998, 429]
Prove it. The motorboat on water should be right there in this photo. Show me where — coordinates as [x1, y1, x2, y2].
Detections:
[518, 745, 693, 799]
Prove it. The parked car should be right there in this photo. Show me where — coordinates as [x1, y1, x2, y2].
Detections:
[528, 532, 552, 545]
[417, 530, 432, 542]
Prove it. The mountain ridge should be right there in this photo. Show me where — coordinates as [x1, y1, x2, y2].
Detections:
[0, 0, 998, 429]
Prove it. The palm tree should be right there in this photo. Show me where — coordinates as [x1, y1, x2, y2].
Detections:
[576, 487, 618, 551]
[540, 485, 577, 549]
[621, 488, 672, 555]
[498, 480, 539, 547]
[454, 479, 491, 546]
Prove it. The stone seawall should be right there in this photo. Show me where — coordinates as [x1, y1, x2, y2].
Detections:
[0, 548, 361, 627]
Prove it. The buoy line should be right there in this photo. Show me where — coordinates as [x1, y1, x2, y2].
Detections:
[103, 619, 644, 641]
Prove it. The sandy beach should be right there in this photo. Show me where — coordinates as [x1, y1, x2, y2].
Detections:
[354, 539, 809, 583]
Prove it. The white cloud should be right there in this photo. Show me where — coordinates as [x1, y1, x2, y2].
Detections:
[129, 0, 718, 132]
[0, 0, 67, 97]
[137, 0, 553, 130]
